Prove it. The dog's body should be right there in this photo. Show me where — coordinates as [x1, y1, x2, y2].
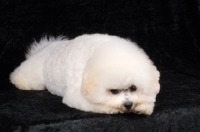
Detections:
[10, 34, 160, 114]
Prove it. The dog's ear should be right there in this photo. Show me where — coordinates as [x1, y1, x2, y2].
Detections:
[81, 72, 96, 95]
[152, 81, 160, 94]
[152, 70, 160, 94]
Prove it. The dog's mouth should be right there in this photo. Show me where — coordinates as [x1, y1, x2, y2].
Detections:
[124, 110, 132, 113]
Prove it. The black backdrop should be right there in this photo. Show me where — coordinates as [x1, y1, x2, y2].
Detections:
[0, 0, 200, 132]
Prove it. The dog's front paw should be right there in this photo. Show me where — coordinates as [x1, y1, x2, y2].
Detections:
[134, 103, 154, 115]
[97, 107, 119, 114]
[109, 109, 119, 114]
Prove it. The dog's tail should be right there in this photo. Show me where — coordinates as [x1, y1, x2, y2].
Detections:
[26, 36, 68, 58]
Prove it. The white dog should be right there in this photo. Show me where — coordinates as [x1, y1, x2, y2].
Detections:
[10, 34, 160, 115]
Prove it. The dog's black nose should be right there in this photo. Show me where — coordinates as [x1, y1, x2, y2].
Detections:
[123, 102, 133, 110]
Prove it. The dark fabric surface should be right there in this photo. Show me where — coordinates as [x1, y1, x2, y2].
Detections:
[0, 0, 200, 132]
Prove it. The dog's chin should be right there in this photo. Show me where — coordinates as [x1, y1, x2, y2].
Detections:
[117, 104, 153, 115]
[119, 109, 147, 115]
[119, 110, 132, 113]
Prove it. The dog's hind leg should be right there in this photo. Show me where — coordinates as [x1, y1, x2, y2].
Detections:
[10, 57, 45, 91]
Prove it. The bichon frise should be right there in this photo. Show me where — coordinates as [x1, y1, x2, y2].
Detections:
[10, 34, 160, 115]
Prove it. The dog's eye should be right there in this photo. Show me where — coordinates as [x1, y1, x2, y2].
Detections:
[110, 89, 120, 94]
[130, 85, 137, 92]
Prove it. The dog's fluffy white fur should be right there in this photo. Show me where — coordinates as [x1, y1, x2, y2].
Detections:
[10, 34, 160, 115]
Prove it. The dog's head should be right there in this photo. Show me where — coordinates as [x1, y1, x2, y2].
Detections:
[81, 36, 160, 114]
[81, 57, 160, 115]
